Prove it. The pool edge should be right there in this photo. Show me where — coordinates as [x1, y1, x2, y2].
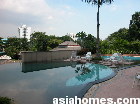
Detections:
[77, 63, 140, 98]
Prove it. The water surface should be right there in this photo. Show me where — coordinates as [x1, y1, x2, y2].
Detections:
[0, 62, 115, 104]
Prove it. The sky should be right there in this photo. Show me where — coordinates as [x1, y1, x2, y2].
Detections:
[0, 0, 140, 40]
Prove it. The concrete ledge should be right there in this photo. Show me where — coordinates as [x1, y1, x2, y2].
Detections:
[21, 51, 73, 63]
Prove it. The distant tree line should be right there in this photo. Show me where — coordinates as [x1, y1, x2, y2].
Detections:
[100, 12, 140, 54]
[76, 12, 140, 54]
[0, 33, 72, 59]
[0, 12, 140, 59]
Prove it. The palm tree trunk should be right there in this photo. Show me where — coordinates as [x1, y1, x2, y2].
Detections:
[96, 3, 100, 57]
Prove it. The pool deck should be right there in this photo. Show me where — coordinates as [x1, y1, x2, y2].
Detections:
[84, 65, 140, 99]
[0, 59, 21, 65]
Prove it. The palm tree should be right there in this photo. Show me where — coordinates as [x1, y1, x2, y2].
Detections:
[82, 0, 113, 57]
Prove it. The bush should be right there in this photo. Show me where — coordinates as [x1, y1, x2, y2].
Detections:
[77, 48, 89, 55]
[0, 96, 13, 104]
[92, 57, 102, 60]
[5, 46, 20, 59]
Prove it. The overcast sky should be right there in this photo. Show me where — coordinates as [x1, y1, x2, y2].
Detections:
[0, 0, 140, 40]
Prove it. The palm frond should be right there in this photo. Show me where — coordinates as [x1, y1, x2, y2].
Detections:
[82, 0, 113, 5]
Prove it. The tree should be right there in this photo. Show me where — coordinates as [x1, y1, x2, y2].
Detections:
[59, 35, 73, 42]
[4, 37, 24, 59]
[0, 96, 14, 104]
[5, 46, 19, 59]
[100, 40, 110, 53]
[76, 31, 87, 48]
[82, 0, 113, 57]
[30, 32, 48, 51]
[4, 37, 29, 59]
[0, 37, 3, 52]
[129, 12, 140, 41]
[47, 36, 63, 50]
[20, 38, 29, 51]
[76, 31, 97, 53]
[107, 28, 129, 41]
[110, 38, 129, 54]
[84, 34, 97, 53]
[129, 40, 140, 54]
[101, 38, 130, 54]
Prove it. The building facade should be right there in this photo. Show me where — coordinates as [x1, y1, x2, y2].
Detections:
[18, 25, 31, 41]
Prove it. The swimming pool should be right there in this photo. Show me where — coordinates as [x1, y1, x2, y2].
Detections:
[66, 63, 115, 86]
[102, 56, 140, 61]
[0, 62, 115, 104]
[123, 56, 140, 60]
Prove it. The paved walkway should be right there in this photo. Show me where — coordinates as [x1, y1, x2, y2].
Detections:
[0, 59, 21, 65]
[84, 66, 140, 99]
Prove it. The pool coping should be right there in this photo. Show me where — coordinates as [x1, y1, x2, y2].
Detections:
[77, 63, 140, 98]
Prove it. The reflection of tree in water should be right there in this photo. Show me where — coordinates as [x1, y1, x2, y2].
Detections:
[74, 63, 95, 82]
[74, 63, 110, 82]
[95, 64, 99, 81]
[66, 63, 114, 86]
[70, 61, 78, 68]
[75, 64, 91, 75]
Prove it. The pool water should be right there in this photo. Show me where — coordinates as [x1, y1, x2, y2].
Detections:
[0, 62, 115, 104]
[66, 63, 114, 86]
[102, 56, 140, 61]
[123, 56, 140, 60]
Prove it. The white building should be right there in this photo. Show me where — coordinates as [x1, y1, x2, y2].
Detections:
[18, 25, 31, 41]
[67, 33, 77, 41]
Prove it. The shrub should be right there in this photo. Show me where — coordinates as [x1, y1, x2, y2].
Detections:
[0, 96, 13, 104]
[92, 57, 102, 60]
[77, 48, 89, 55]
[5, 46, 20, 59]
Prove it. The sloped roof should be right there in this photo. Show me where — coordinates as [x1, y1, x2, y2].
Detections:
[50, 47, 81, 51]
[50, 41, 81, 51]
[59, 41, 80, 46]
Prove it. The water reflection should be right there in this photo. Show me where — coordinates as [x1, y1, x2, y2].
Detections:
[0, 62, 115, 104]
[0, 62, 85, 104]
[75, 64, 91, 75]
[66, 63, 114, 86]
[22, 61, 77, 73]
[75, 63, 103, 82]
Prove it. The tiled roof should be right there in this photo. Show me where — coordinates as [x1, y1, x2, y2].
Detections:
[50, 46, 81, 51]
[59, 41, 80, 46]
[50, 41, 81, 51]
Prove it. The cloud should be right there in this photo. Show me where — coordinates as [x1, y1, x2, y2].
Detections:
[0, 0, 54, 23]
[0, 0, 50, 15]
[0, 10, 41, 25]
[0, 0, 75, 20]
[48, 27, 55, 30]
[47, 16, 54, 20]
[0, 0, 76, 24]
[64, 5, 71, 10]
[0, 23, 19, 37]
[0, 0, 76, 37]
